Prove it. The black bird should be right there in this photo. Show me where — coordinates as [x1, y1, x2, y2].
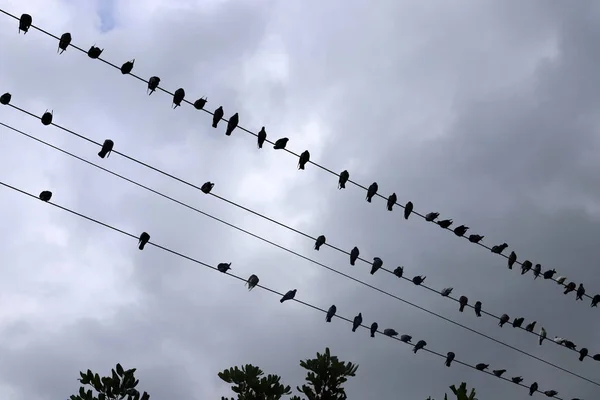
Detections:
[350, 247, 359, 266]
[58, 32, 72, 54]
[453, 225, 468, 237]
[98, 139, 114, 159]
[217, 262, 231, 273]
[172, 88, 185, 108]
[511, 377, 523, 384]
[120, 59, 134, 74]
[468, 234, 484, 243]
[138, 232, 150, 250]
[147, 76, 160, 95]
[352, 313, 362, 332]
[498, 314, 510, 327]
[592, 294, 600, 307]
[512, 317, 524, 328]
[445, 352, 455, 367]
[41, 110, 53, 125]
[193, 97, 207, 110]
[298, 150, 310, 170]
[386, 193, 397, 211]
[366, 182, 378, 202]
[393, 266, 404, 278]
[542, 269, 556, 279]
[525, 321, 536, 332]
[404, 201, 413, 220]
[212, 106, 224, 128]
[225, 113, 239, 136]
[338, 170, 350, 189]
[594, 354, 600, 361]
[507, 251, 517, 269]
[579, 348, 588, 361]
[521, 260, 532, 275]
[564, 340, 576, 350]
[371, 257, 383, 275]
[326, 305, 337, 323]
[257, 127, 267, 149]
[0, 93, 11, 105]
[493, 369, 506, 377]
[200, 182, 214, 194]
[246, 274, 259, 291]
[412, 275, 426, 285]
[425, 212, 439, 222]
[87, 45, 103, 59]
[491, 243, 508, 254]
[576, 283, 585, 301]
[440, 287, 453, 297]
[383, 329, 398, 337]
[474, 301, 482, 317]
[273, 138, 288, 149]
[370, 322, 378, 337]
[413, 340, 426, 353]
[564, 282, 576, 295]
[314, 235, 326, 251]
[543, 390, 558, 397]
[19, 14, 32, 34]
[39, 191, 52, 202]
[532, 264, 541, 279]
[400, 335, 412, 343]
[438, 219, 453, 229]
[475, 363, 488, 371]
[459, 296, 468, 312]
[280, 289, 296, 303]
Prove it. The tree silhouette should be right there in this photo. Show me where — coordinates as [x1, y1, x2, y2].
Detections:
[68, 363, 149, 400]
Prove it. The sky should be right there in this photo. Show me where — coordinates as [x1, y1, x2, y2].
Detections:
[0, 0, 599, 399]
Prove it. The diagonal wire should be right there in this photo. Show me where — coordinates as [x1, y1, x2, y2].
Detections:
[0, 178, 573, 400]
[0, 8, 594, 306]
[1, 119, 598, 385]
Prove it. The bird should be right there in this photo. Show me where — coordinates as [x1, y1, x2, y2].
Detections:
[217, 263, 231, 273]
[257, 127, 267, 149]
[475, 363, 488, 371]
[200, 182, 215, 194]
[212, 106, 224, 128]
[225, 113, 239, 136]
[511, 377, 523, 384]
[246, 274, 259, 291]
[371, 257, 383, 275]
[280, 289, 296, 303]
[147, 76, 160, 95]
[498, 314, 510, 327]
[58, 32, 72, 54]
[564, 282, 576, 295]
[366, 182, 378, 202]
[564, 340, 576, 350]
[520, 260, 532, 275]
[555, 276, 567, 285]
[314, 235, 326, 251]
[512, 317, 525, 328]
[542, 269, 556, 279]
[413, 340, 426, 353]
[19, 13, 32, 34]
[458, 296, 468, 312]
[576, 283, 586, 300]
[539, 327, 547, 345]
[400, 335, 412, 343]
[525, 321, 536, 332]
[370, 322, 378, 337]
[41, 110, 53, 125]
[579, 348, 588, 361]
[87, 45, 103, 59]
[412, 275, 426, 285]
[474, 301, 482, 317]
[453, 225, 468, 237]
[492, 369, 506, 377]
[325, 305, 337, 323]
[441, 287, 453, 297]
[543, 390, 558, 397]
[39, 191, 52, 202]
[592, 294, 600, 307]
[273, 138, 289, 149]
[298, 151, 310, 170]
[338, 170, 350, 189]
[383, 329, 398, 337]
[352, 313, 362, 332]
[98, 139, 114, 159]
[532, 264, 541, 279]
[507, 251, 517, 269]
[594, 354, 600, 361]
[529, 382, 538, 396]
[490, 243, 508, 254]
[468, 234, 484, 243]
[438, 219, 453, 229]
[138, 232, 150, 250]
[120, 59, 134, 74]
[445, 352, 455, 367]
[404, 201, 413, 219]
[393, 266, 404, 278]
[193, 97, 207, 110]
[349, 247, 360, 265]
[425, 212, 439, 222]
[553, 336, 565, 345]
[386, 193, 397, 211]
[0, 92, 10, 105]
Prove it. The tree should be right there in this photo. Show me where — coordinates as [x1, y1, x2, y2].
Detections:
[218, 347, 358, 400]
[68, 363, 150, 400]
[427, 382, 478, 400]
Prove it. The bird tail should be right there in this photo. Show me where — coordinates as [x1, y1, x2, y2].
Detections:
[459, 305, 464, 312]
[314, 245, 319, 251]
[280, 298, 284, 303]
[326, 316, 331, 322]
[366, 196, 372, 203]
[138, 243, 145, 250]
[352, 327, 357, 332]
[579, 355, 585, 361]
[387, 205, 392, 211]
[413, 348, 417, 354]
[445, 361, 450, 367]
[476, 312, 481, 317]
[370, 332, 374, 337]
[212, 122, 218, 128]
[350, 260, 355, 266]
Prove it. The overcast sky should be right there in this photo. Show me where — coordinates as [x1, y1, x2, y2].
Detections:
[0, 0, 599, 399]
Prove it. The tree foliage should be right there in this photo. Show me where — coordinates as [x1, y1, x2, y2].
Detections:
[68, 363, 150, 400]
[428, 382, 477, 400]
[218, 364, 294, 400]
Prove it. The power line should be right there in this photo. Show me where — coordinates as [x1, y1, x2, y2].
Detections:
[1, 120, 598, 387]
[0, 178, 575, 400]
[0, 8, 594, 307]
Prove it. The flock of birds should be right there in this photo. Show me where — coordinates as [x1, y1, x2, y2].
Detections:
[2, 10, 596, 400]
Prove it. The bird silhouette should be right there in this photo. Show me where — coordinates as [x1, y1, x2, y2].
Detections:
[39, 191, 52, 202]
[298, 150, 310, 170]
[200, 182, 214, 194]
[120, 59, 134, 74]
[338, 170, 350, 189]
[386, 193, 397, 211]
[371, 257, 383, 275]
[326, 305, 337, 323]
[147, 76, 160, 95]
[273, 138, 289, 149]
[280, 289, 296, 303]
[257, 127, 267, 149]
[246, 274, 259, 291]
[58, 33, 72, 54]
[212, 106, 224, 128]
[366, 182, 378, 202]
[350, 247, 360, 266]
[217, 262, 231, 273]
[225, 113, 239, 136]
[18, 14, 32, 34]
[172, 88, 185, 109]
[87, 45, 103, 59]
[138, 232, 150, 250]
[98, 139, 114, 159]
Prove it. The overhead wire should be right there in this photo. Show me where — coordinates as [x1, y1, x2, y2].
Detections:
[0, 178, 576, 400]
[0, 8, 595, 307]
[1, 119, 598, 386]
